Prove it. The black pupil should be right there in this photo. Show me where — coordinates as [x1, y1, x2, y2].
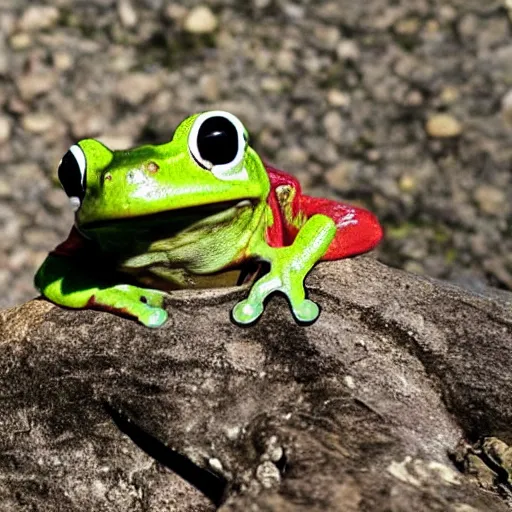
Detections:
[197, 116, 239, 166]
[58, 150, 85, 201]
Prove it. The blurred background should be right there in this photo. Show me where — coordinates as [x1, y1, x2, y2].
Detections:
[0, 0, 511, 309]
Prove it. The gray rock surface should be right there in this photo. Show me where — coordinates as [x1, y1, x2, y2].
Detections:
[1, 257, 511, 510]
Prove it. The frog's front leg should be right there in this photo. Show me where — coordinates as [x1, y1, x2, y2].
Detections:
[35, 254, 168, 328]
[232, 214, 336, 325]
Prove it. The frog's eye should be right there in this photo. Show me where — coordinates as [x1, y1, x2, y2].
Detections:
[58, 144, 86, 212]
[188, 111, 247, 179]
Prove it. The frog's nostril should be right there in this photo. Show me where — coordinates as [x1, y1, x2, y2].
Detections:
[147, 162, 159, 173]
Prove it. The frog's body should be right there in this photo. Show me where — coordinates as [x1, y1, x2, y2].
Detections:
[35, 111, 383, 327]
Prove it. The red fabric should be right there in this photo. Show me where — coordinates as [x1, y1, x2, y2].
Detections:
[265, 164, 383, 259]
[51, 226, 89, 257]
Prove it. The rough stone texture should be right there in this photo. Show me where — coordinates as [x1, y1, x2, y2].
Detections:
[1, 0, 512, 310]
[1, 257, 512, 510]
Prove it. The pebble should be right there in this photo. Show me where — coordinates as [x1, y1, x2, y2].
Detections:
[336, 39, 360, 61]
[18, 6, 59, 32]
[323, 111, 344, 142]
[440, 86, 459, 104]
[425, 114, 462, 138]
[53, 51, 73, 71]
[117, 0, 138, 28]
[199, 74, 220, 102]
[325, 161, 357, 193]
[327, 89, 351, 107]
[17, 73, 58, 101]
[0, 116, 12, 143]
[115, 73, 161, 105]
[256, 461, 280, 489]
[474, 185, 507, 216]
[9, 32, 32, 50]
[183, 6, 218, 34]
[261, 76, 283, 93]
[22, 113, 54, 134]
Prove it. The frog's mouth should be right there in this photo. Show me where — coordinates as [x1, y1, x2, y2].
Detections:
[79, 198, 256, 242]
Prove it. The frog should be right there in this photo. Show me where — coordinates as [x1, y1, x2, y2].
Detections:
[35, 110, 383, 328]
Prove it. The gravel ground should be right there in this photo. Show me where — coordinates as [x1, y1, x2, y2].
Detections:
[0, 0, 511, 309]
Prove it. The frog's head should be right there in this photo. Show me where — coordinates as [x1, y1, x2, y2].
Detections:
[56, 111, 270, 235]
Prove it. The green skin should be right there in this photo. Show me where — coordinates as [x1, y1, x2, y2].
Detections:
[35, 113, 336, 327]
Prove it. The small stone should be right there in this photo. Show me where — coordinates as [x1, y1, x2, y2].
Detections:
[165, 4, 188, 21]
[277, 146, 308, 166]
[474, 185, 507, 216]
[440, 86, 459, 104]
[275, 50, 295, 73]
[115, 73, 161, 105]
[199, 74, 220, 102]
[399, 174, 417, 193]
[314, 25, 340, 50]
[253, 0, 271, 8]
[325, 161, 357, 193]
[425, 114, 462, 138]
[18, 6, 59, 31]
[9, 32, 32, 50]
[22, 113, 54, 134]
[183, 6, 218, 34]
[17, 73, 58, 101]
[208, 458, 223, 472]
[256, 461, 280, 489]
[323, 110, 343, 141]
[0, 178, 11, 197]
[117, 0, 137, 28]
[53, 51, 73, 71]
[0, 116, 12, 143]
[327, 89, 350, 107]
[260, 76, 282, 93]
[344, 375, 355, 389]
[394, 17, 420, 36]
[404, 90, 423, 107]
[336, 39, 360, 61]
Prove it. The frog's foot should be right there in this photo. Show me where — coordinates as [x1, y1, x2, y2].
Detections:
[232, 265, 320, 326]
[91, 285, 168, 328]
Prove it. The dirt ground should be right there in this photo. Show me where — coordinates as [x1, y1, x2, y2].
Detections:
[0, 0, 511, 309]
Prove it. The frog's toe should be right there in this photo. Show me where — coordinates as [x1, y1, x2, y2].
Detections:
[291, 299, 320, 324]
[142, 307, 168, 328]
[232, 299, 264, 325]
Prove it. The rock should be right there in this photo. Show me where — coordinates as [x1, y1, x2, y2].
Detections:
[327, 89, 351, 107]
[9, 32, 32, 50]
[323, 110, 344, 141]
[324, 160, 358, 192]
[115, 73, 162, 105]
[0, 116, 12, 143]
[199, 74, 220, 102]
[18, 6, 59, 32]
[52, 51, 73, 71]
[16, 72, 58, 101]
[117, 0, 138, 28]
[183, 6, 218, 34]
[336, 39, 360, 61]
[22, 112, 54, 134]
[474, 185, 507, 216]
[0, 258, 512, 510]
[425, 114, 462, 138]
